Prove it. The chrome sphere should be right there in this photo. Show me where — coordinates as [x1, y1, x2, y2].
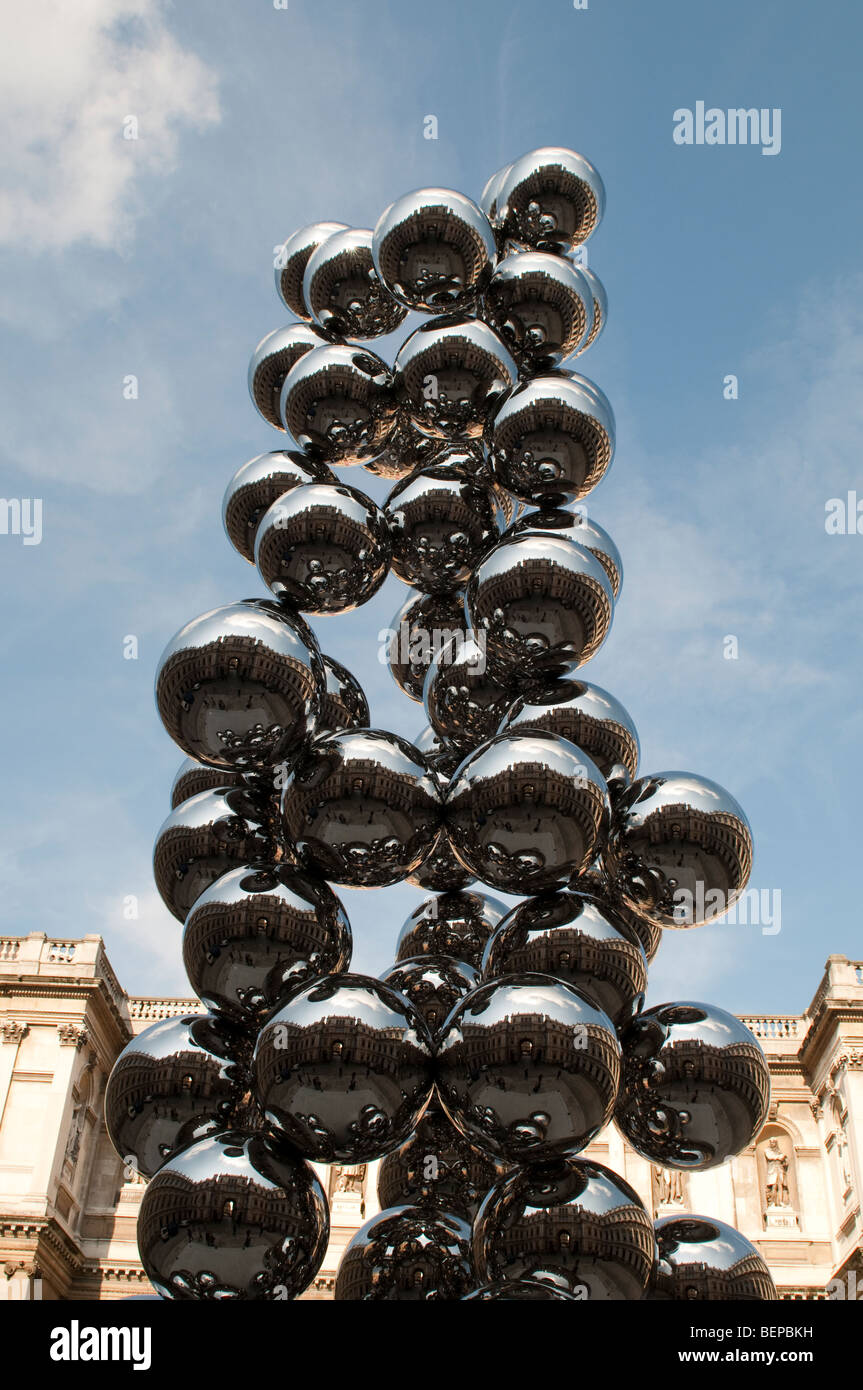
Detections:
[395, 891, 508, 968]
[170, 757, 243, 809]
[413, 725, 464, 780]
[364, 413, 444, 481]
[570, 264, 607, 355]
[466, 531, 615, 676]
[281, 729, 443, 887]
[508, 506, 623, 597]
[498, 677, 639, 779]
[182, 863, 352, 1022]
[247, 322, 330, 429]
[303, 227, 407, 339]
[482, 889, 647, 1025]
[437, 974, 621, 1164]
[278, 342, 396, 466]
[649, 1215, 778, 1301]
[603, 771, 754, 929]
[314, 654, 369, 736]
[155, 600, 323, 773]
[473, 1157, 654, 1300]
[153, 786, 275, 922]
[334, 1205, 472, 1301]
[407, 826, 476, 893]
[387, 590, 470, 703]
[376, 1103, 505, 1216]
[381, 955, 480, 1037]
[495, 147, 606, 252]
[423, 632, 517, 750]
[275, 220, 349, 319]
[384, 462, 501, 593]
[254, 974, 435, 1162]
[104, 1013, 254, 1179]
[445, 730, 611, 894]
[137, 1130, 328, 1300]
[394, 316, 518, 440]
[463, 1281, 583, 1301]
[222, 450, 335, 564]
[372, 187, 496, 314]
[482, 251, 593, 370]
[487, 372, 615, 505]
[616, 1002, 770, 1170]
[255, 482, 392, 614]
[577, 865, 664, 962]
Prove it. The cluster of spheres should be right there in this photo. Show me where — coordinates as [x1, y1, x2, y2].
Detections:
[105, 148, 776, 1302]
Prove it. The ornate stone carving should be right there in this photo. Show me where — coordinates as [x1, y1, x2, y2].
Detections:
[652, 1165, 686, 1212]
[57, 1023, 88, 1049]
[0, 1021, 28, 1044]
[764, 1137, 791, 1208]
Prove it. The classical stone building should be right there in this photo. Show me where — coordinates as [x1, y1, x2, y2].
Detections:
[1, 932, 861, 1301]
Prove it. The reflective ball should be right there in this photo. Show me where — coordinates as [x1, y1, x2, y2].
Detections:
[303, 227, 407, 339]
[487, 372, 614, 506]
[507, 506, 623, 598]
[603, 771, 754, 928]
[424, 632, 517, 750]
[255, 482, 392, 614]
[373, 187, 496, 314]
[364, 413, 444, 481]
[466, 531, 615, 676]
[413, 725, 465, 780]
[281, 729, 443, 888]
[170, 757, 243, 810]
[482, 251, 593, 370]
[314, 654, 369, 736]
[153, 786, 276, 922]
[406, 827, 476, 893]
[155, 600, 323, 773]
[376, 1103, 504, 1216]
[648, 1215, 778, 1301]
[182, 863, 352, 1023]
[387, 590, 470, 703]
[381, 955, 480, 1038]
[482, 889, 647, 1025]
[278, 342, 396, 466]
[445, 731, 611, 894]
[570, 264, 607, 355]
[495, 147, 606, 252]
[395, 890, 508, 969]
[254, 974, 435, 1162]
[104, 1013, 255, 1179]
[334, 1205, 472, 1301]
[247, 323, 330, 429]
[137, 1129, 328, 1300]
[437, 975, 620, 1164]
[222, 450, 335, 563]
[479, 163, 513, 247]
[498, 677, 638, 779]
[615, 1002, 770, 1170]
[384, 462, 500, 593]
[394, 316, 517, 440]
[577, 866, 663, 962]
[473, 1157, 654, 1300]
[463, 1280, 583, 1301]
[275, 220, 349, 319]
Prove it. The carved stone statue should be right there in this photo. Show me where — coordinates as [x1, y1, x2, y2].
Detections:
[764, 1137, 791, 1208]
[653, 1165, 684, 1207]
[333, 1164, 367, 1196]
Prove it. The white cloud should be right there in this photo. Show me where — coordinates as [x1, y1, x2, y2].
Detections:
[0, 0, 219, 252]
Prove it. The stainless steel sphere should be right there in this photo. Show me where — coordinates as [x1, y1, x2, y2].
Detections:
[463, 1281, 583, 1301]
[278, 342, 396, 466]
[376, 1103, 505, 1216]
[153, 786, 275, 922]
[487, 372, 615, 505]
[381, 955, 480, 1038]
[616, 1002, 770, 1170]
[334, 1205, 472, 1301]
[423, 632, 517, 750]
[482, 889, 647, 1025]
[466, 531, 615, 677]
[222, 450, 335, 563]
[412, 725, 464, 780]
[104, 1012, 254, 1179]
[275, 220, 349, 319]
[394, 316, 517, 440]
[473, 1157, 654, 1300]
[482, 251, 593, 370]
[281, 728, 443, 887]
[577, 865, 664, 962]
[603, 771, 754, 929]
[384, 462, 501, 593]
[170, 757, 243, 809]
[182, 863, 352, 1022]
[495, 147, 606, 252]
[247, 322, 330, 429]
[498, 677, 639, 779]
[254, 974, 435, 1162]
[387, 590, 470, 702]
[507, 506, 623, 597]
[372, 187, 496, 314]
[137, 1129, 329, 1300]
[155, 599, 323, 773]
[649, 1215, 778, 1301]
[314, 654, 369, 736]
[255, 482, 392, 614]
[479, 162, 513, 246]
[363, 413, 444, 481]
[570, 264, 607, 355]
[436, 974, 621, 1164]
[406, 827, 476, 893]
[445, 730, 611, 894]
[303, 227, 407, 339]
[395, 890, 508, 968]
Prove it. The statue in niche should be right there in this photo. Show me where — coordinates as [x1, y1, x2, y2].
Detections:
[333, 1164, 367, 1196]
[653, 1166, 685, 1206]
[764, 1137, 791, 1208]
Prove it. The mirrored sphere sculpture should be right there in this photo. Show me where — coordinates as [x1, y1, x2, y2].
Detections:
[278, 342, 396, 466]
[495, 147, 606, 252]
[247, 322, 330, 429]
[406, 826, 476, 893]
[508, 507, 623, 598]
[487, 373, 615, 506]
[648, 1215, 778, 1301]
[376, 1103, 505, 1216]
[373, 187, 496, 314]
[364, 413, 444, 481]
[275, 220, 349, 319]
[463, 1280, 584, 1301]
[254, 974, 435, 1162]
[387, 590, 471, 702]
[334, 1205, 472, 1301]
[394, 316, 518, 440]
[314, 654, 370, 736]
[303, 227, 407, 339]
[153, 787, 275, 922]
[571, 264, 607, 354]
[424, 632, 517, 751]
[395, 891, 508, 968]
[222, 450, 335, 563]
[482, 251, 593, 370]
[413, 724, 464, 780]
[381, 955, 480, 1037]
[385, 462, 501, 593]
[170, 757, 243, 810]
[498, 677, 638, 778]
[578, 865, 664, 963]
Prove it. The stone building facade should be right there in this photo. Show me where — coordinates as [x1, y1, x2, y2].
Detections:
[1, 931, 861, 1301]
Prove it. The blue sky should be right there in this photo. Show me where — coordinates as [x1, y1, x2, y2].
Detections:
[1, 0, 861, 1013]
